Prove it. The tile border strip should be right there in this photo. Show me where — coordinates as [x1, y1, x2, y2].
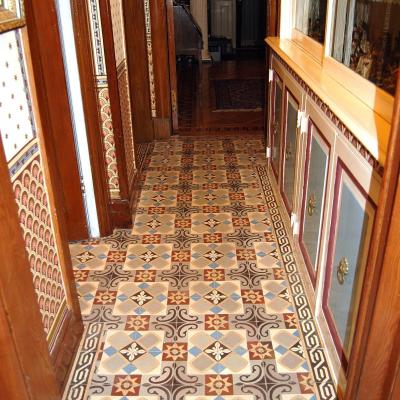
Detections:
[257, 165, 337, 400]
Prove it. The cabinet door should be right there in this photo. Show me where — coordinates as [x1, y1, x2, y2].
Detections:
[281, 90, 300, 214]
[323, 162, 375, 369]
[299, 121, 330, 286]
[270, 72, 283, 181]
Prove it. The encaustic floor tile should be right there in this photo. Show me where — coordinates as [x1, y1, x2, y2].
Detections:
[64, 136, 336, 400]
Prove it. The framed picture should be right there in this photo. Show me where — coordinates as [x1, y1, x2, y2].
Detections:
[0, 0, 25, 33]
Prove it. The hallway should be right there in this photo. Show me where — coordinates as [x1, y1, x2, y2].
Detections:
[64, 135, 334, 399]
[177, 60, 265, 135]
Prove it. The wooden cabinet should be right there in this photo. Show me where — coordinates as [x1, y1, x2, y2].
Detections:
[299, 116, 332, 286]
[269, 71, 283, 181]
[267, 53, 382, 387]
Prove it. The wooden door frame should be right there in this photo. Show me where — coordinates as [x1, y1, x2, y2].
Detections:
[98, 0, 131, 227]
[0, 139, 61, 400]
[70, 0, 113, 236]
[123, 0, 154, 145]
[345, 75, 400, 399]
[166, 0, 179, 132]
[25, 0, 89, 242]
[150, 0, 173, 140]
[25, 0, 84, 386]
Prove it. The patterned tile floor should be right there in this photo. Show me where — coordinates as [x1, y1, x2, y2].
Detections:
[64, 136, 337, 400]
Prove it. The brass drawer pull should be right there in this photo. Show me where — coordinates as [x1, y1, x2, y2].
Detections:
[337, 257, 349, 285]
[307, 192, 317, 216]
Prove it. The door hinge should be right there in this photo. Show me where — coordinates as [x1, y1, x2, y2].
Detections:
[266, 146, 271, 159]
[297, 111, 309, 134]
[290, 212, 300, 235]
[80, 177, 86, 195]
[268, 69, 273, 83]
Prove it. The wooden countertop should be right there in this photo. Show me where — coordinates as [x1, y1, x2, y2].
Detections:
[266, 37, 391, 167]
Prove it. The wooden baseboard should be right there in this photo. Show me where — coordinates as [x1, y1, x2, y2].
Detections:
[153, 117, 171, 140]
[110, 198, 132, 228]
[50, 310, 83, 389]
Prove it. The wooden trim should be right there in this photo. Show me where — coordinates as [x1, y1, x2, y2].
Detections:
[298, 118, 331, 288]
[150, 0, 172, 140]
[0, 138, 61, 399]
[123, 0, 154, 144]
[71, 0, 113, 236]
[23, 0, 88, 241]
[99, 0, 129, 201]
[322, 159, 376, 375]
[166, 0, 179, 132]
[291, 29, 324, 63]
[98, 0, 131, 228]
[323, 56, 394, 124]
[24, 0, 84, 386]
[280, 86, 300, 216]
[346, 75, 400, 400]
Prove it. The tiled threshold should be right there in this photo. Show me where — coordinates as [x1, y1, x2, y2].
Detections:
[63, 136, 337, 400]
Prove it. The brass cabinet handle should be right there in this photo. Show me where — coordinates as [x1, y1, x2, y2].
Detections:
[337, 257, 349, 285]
[307, 192, 317, 216]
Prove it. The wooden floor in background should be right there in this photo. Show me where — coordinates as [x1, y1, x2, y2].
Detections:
[176, 59, 266, 136]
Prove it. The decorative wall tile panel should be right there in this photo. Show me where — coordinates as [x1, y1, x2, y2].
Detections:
[144, 0, 156, 118]
[0, 30, 36, 161]
[87, 0, 121, 198]
[0, 30, 68, 340]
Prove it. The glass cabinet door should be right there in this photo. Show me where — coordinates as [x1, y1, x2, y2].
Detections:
[300, 122, 329, 284]
[295, 0, 328, 44]
[281, 91, 299, 213]
[331, 0, 400, 95]
[270, 74, 283, 180]
[323, 164, 375, 364]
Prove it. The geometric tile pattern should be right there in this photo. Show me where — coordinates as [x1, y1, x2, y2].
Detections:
[98, 330, 164, 375]
[70, 244, 110, 270]
[189, 281, 244, 315]
[124, 244, 173, 271]
[113, 282, 169, 316]
[63, 136, 336, 400]
[190, 243, 237, 270]
[76, 281, 99, 315]
[187, 330, 251, 375]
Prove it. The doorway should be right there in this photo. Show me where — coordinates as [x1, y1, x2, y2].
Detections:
[172, 0, 267, 135]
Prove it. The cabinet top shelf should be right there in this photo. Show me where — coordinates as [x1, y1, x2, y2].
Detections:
[266, 37, 391, 167]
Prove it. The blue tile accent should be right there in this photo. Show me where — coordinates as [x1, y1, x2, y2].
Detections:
[210, 331, 223, 340]
[189, 346, 202, 356]
[104, 346, 117, 356]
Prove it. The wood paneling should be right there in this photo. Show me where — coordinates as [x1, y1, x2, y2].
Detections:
[346, 75, 400, 400]
[150, 0, 172, 140]
[99, 0, 131, 227]
[24, 0, 84, 386]
[24, 0, 87, 241]
[166, 0, 179, 132]
[122, 0, 154, 144]
[0, 138, 61, 400]
[71, 0, 113, 236]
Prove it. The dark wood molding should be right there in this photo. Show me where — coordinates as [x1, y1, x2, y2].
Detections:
[0, 138, 61, 400]
[346, 75, 400, 400]
[24, 0, 88, 241]
[24, 0, 84, 387]
[71, 0, 113, 236]
[98, 0, 129, 201]
[150, 0, 172, 140]
[123, 0, 154, 144]
[166, 0, 179, 132]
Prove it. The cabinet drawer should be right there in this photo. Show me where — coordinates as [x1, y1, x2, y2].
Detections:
[323, 161, 375, 369]
[299, 121, 330, 286]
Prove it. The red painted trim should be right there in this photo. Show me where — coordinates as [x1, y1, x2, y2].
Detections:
[270, 71, 283, 181]
[298, 118, 331, 288]
[322, 158, 377, 373]
[280, 86, 300, 216]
